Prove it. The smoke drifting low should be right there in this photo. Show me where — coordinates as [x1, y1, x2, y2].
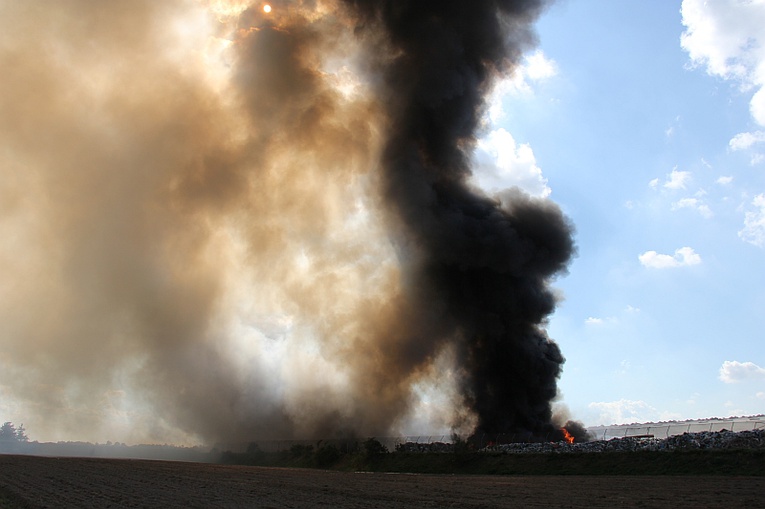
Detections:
[0, 0, 572, 445]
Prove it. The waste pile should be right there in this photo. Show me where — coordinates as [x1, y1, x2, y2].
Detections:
[395, 441, 454, 453]
[394, 428, 765, 454]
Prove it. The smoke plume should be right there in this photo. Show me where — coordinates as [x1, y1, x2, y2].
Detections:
[0, 0, 572, 445]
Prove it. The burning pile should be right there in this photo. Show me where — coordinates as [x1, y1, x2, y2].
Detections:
[395, 428, 765, 454]
[486, 428, 765, 454]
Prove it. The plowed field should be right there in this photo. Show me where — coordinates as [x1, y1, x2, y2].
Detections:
[1, 455, 764, 508]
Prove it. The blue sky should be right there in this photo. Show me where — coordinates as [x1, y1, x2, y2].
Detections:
[476, 0, 765, 425]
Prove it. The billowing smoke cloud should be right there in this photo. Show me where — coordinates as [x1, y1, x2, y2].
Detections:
[0, 0, 572, 445]
[340, 0, 573, 437]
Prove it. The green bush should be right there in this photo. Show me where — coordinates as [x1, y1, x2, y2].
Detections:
[363, 438, 388, 458]
[314, 443, 341, 467]
[289, 443, 314, 459]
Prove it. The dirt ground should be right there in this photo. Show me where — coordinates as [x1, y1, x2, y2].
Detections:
[1, 455, 764, 508]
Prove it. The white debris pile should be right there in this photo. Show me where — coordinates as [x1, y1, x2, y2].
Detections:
[393, 429, 765, 454]
[483, 428, 765, 454]
[395, 442, 453, 453]
[662, 428, 765, 450]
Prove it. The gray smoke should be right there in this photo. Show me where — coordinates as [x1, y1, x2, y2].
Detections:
[0, 0, 573, 445]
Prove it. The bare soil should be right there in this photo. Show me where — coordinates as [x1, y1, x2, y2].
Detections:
[1, 454, 764, 508]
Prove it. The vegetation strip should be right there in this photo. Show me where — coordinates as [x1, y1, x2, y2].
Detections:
[220, 439, 765, 476]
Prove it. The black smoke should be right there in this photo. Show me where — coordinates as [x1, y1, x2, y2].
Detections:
[341, 0, 575, 437]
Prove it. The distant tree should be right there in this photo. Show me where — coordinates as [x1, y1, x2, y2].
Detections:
[246, 442, 262, 454]
[16, 423, 28, 442]
[314, 443, 341, 467]
[0, 421, 26, 452]
[0, 422, 30, 444]
[0, 421, 17, 441]
[363, 437, 388, 458]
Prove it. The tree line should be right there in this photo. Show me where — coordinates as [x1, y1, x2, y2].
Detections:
[0, 421, 29, 444]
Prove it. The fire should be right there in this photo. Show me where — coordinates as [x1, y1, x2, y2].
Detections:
[561, 428, 574, 444]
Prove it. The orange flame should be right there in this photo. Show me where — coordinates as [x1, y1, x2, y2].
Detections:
[561, 428, 574, 444]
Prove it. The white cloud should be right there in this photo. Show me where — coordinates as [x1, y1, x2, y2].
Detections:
[739, 194, 765, 247]
[472, 128, 551, 198]
[585, 316, 618, 326]
[698, 204, 714, 217]
[524, 50, 558, 81]
[730, 131, 765, 164]
[585, 307, 638, 329]
[503, 49, 557, 94]
[679, 198, 708, 215]
[681, 0, 765, 126]
[671, 197, 714, 218]
[716, 175, 734, 185]
[729, 131, 765, 150]
[486, 50, 557, 122]
[587, 399, 659, 425]
[723, 400, 745, 416]
[665, 116, 681, 139]
[476, 50, 556, 199]
[719, 360, 765, 383]
[638, 246, 702, 269]
[664, 169, 692, 190]
[651, 169, 692, 190]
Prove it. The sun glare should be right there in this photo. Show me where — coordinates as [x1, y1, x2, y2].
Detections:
[263, 4, 272, 13]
